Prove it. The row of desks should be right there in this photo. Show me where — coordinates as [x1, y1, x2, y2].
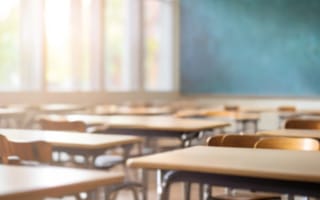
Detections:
[2, 110, 320, 200]
[41, 114, 230, 147]
[0, 115, 229, 200]
[2, 127, 319, 200]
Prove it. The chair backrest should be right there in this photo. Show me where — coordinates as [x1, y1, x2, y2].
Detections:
[284, 119, 320, 130]
[278, 106, 296, 112]
[221, 134, 263, 148]
[10, 140, 52, 163]
[0, 135, 13, 164]
[206, 134, 226, 146]
[39, 118, 87, 132]
[205, 110, 234, 117]
[254, 137, 319, 151]
[207, 134, 262, 148]
[224, 105, 239, 112]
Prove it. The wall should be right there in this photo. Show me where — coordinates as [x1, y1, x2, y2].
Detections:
[180, 0, 320, 97]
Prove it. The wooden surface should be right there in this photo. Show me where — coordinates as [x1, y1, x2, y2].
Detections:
[35, 104, 88, 114]
[0, 165, 123, 200]
[201, 110, 260, 121]
[175, 109, 260, 121]
[257, 129, 320, 139]
[0, 108, 25, 117]
[127, 146, 320, 183]
[94, 105, 172, 115]
[41, 114, 230, 132]
[0, 128, 142, 150]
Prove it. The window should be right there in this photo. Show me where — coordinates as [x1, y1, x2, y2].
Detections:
[144, 0, 175, 91]
[104, 0, 129, 91]
[0, 1, 20, 91]
[45, 0, 92, 91]
[0, 0, 178, 95]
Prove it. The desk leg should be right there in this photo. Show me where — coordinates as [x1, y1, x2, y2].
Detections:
[181, 132, 199, 147]
[184, 182, 191, 200]
[158, 170, 187, 200]
[253, 120, 258, 132]
[236, 121, 243, 133]
[139, 168, 148, 200]
[157, 169, 164, 200]
[87, 188, 98, 200]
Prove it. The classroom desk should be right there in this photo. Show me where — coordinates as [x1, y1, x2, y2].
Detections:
[39, 114, 230, 147]
[0, 107, 26, 128]
[94, 105, 172, 115]
[204, 111, 260, 132]
[175, 109, 259, 133]
[0, 128, 142, 168]
[257, 129, 320, 140]
[37, 104, 88, 113]
[0, 165, 123, 200]
[127, 146, 320, 200]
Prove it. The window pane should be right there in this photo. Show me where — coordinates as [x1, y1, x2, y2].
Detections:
[144, 0, 173, 91]
[79, 0, 91, 91]
[0, 0, 20, 91]
[105, 0, 128, 91]
[45, 0, 91, 91]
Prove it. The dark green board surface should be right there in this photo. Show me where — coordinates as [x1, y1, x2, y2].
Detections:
[180, 0, 320, 97]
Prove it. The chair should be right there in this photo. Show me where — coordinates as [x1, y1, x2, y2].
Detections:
[38, 118, 142, 200]
[278, 106, 296, 112]
[206, 134, 280, 200]
[254, 137, 319, 151]
[284, 119, 320, 130]
[206, 134, 226, 146]
[39, 119, 87, 132]
[0, 134, 13, 164]
[9, 140, 53, 165]
[1, 134, 52, 165]
[278, 106, 297, 128]
[0, 135, 85, 199]
[221, 134, 262, 148]
[38, 118, 126, 167]
[39, 118, 108, 133]
[254, 137, 319, 200]
[206, 134, 263, 148]
[224, 105, 239, 112]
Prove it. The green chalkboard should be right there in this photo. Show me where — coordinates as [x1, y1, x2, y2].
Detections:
[180, 0, 320, 97]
